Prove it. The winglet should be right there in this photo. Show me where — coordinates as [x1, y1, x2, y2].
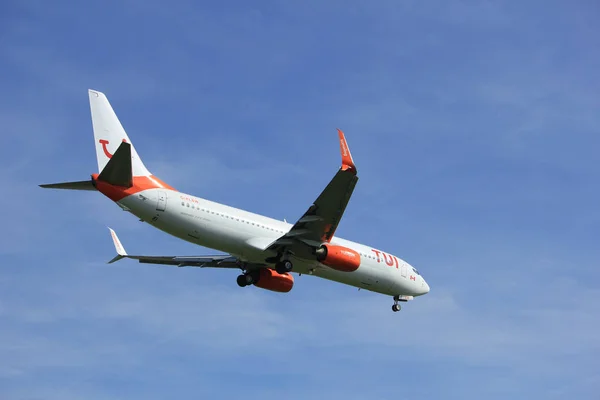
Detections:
[108, 227, 127, 263]
[337, 129, 356, 173]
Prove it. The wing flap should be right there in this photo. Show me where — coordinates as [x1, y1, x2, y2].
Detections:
[127, 255, 239, 268]
[107, 228, 240, 268]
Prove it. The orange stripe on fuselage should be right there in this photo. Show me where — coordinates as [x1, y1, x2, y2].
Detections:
[92, 173, 175, 202]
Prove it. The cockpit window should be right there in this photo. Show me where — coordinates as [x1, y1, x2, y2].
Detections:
[412, 267, 420, 275]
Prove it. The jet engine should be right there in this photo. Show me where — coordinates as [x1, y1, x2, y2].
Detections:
[315, 244, 361, 272]
[253, 268, 294, 293]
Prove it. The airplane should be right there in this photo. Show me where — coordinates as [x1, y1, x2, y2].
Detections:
[40, 89, 430, 312]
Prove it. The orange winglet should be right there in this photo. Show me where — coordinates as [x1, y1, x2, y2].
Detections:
[337, 129, 356, 173]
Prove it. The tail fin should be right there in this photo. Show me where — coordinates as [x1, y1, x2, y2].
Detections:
[88, 89, 151, 177]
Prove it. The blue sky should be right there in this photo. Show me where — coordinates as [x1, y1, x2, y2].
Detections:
[1, 0, 599, 398]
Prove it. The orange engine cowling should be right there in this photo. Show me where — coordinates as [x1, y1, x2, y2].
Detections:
[315, 244, 361, 272]
[254, 268, 294, 293]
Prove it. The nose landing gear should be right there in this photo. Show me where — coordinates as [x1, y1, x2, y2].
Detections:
[392, 295, 402, 312]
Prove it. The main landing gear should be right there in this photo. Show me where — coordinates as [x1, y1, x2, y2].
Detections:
[237, 270, 260, 287]
[275, 260, 293, 274]
[237, 258, 293, 288]
[265, 253, 294, 274]
[392, 295, 402, 312]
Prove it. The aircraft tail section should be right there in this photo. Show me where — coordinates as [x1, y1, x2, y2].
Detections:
[88, 89, 151, 177]
[40, 141, 133, 191]
[41, 89, 175, 198]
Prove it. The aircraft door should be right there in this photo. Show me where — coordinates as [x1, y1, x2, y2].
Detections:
[401, 263, 407, 278]
[156, 191, 167, 212]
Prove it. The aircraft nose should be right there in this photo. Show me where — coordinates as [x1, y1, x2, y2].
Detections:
[421, 280, 430, 295]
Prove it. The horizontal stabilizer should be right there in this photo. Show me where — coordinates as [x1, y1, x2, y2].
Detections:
[39, 180, 96, 191]
[97, 141, 133, 187]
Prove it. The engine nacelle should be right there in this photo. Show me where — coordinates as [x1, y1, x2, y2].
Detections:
[315, 244, 361, 272]
[254, 268, 294, 293]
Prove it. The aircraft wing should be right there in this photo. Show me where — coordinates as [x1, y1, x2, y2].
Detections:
[267, 129, 358, 256]
[107, 228, 240, 268]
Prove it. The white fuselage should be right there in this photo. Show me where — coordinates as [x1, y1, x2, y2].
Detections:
[119, 187, 430, 297]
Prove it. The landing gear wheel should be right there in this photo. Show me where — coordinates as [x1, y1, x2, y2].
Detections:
[392, 304, 401, 312]
[237, 271, 260, 287]
[236, 274, 248, 287]
[275, 260, 293, 274]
